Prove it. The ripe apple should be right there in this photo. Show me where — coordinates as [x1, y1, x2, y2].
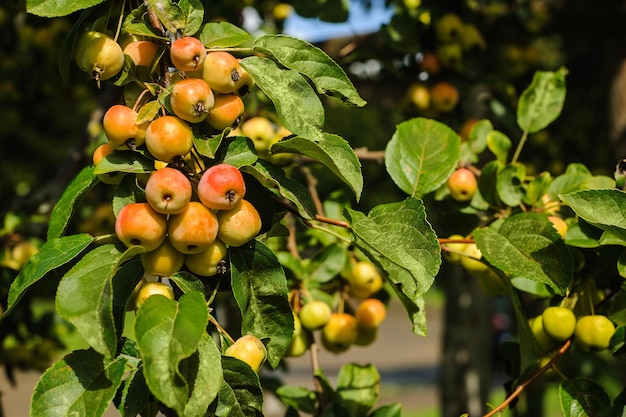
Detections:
[184, 239, 228, 277]
[145, 115, 193, 163]
[235, 64, 255, 96]
[79, 34, 124, 82]
[92, 143, 125, 184]
[240, 116, 276, 153]
[321, 313, 358, 353]
[102, 104, 142, 150]
[224, 334, 267, 373]
[115, 202, 168, 252]
[189, 51, 242, 94]
[170, 78, 215, 123]
[197, 163, 246, 211]
[216, 199, 262, 247]
[168, 201, 219, 254]
[419, 52, 441, 75]
[144, 167, 192, 214]
[430, 81, 460, 113]
[355, 298, 386, 330]
[348, 261, 384, 299]
[447, 167, 477, 202]
[123, 40, 158, 67]
[542, 306, 576, 342]
[286, 312, 311, 357]
[205, 93, 245, 130]
[169, 36, 207, 72]
[574, 315, 616, 351]
[134, 281, 175, 310]
[299, 300, 332, 331]
[141, 238, 185, 277]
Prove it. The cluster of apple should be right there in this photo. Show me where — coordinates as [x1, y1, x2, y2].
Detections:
[404, 80, 460, 116]
[287, 260, 388, 357]
[530, 306, 616, 354]
[432, 12, 486, 72]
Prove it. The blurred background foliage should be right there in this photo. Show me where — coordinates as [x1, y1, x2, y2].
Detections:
[2, 0, 626, 414]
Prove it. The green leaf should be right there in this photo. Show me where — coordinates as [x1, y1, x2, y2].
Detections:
[198, 21, 251, 47]
[94, 150, 155, 175]
[48, 165, 99, 240]
[219, 136, 259, 168]
[275, 385, 317, 414]
[215, 356, 263, 417]
[385, 118, 461, 198]
[242, 160, 317, 220]
[146, 0, 185, 34]
[179, 0, 204, 36]
[496, 163, 526, 207]
[115, 365, 152, 417]
[230, 241, 293, 368]
[271, 133, 363, 200]
[517, 67, 567, 134]
[561, 189, 626, 242]
[486, 130, 512, 163]
[548, 163, 615, 197]
[559, 377, 611, 417]
[240, 56, 325, 142]
[608, 290, 626, 326]
[473, 212, 574, 295]
[56, 246, 144, 358]
[26, 0, 105, 17]
[345, 198, 441, 335]
[368, 403, 403, 417]
[253, 34, 365, 107]
[336, 363, 380, 417]
[169, 270, 206, 294]
[306, 243, 349, 284]
[5, 234, 93, 316]
[134, 291, 210, 415]
[31, 349, 127, 417]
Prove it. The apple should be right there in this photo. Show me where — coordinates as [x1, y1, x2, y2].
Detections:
[134, 281, 175, 310]
[79, 34, 124, 83]
[458, 243, 489, 277]
[141, 238, 185, 277]
[169, 36, 206, 72]
[434, 13, 464, 43]
[441, 234, 467, 264]
[115, 202, 168, 252]
[348, 261, 384, 299]
[92, 143, 125, 184]
[574, 315, 616, 351]
[529, 315, 558, 353]
[144, 167, 192, 214]
[299, 300, 332, 331]
[224, 334, 267, 372]
[168, 201, 219, 254]
[184, 239, 228, 277]
[216, 199, 262, 247]
[240, 116, 276, 153]
[170, 78, 215, 123]
[123, 40, 158, 67]
[197, 163, 246, 211]
[406, 82, 430, 112]
[145, 115, 193, 163]
[355, 298, 386, 330]
[189, 51, 242, 94]
[430, 81, 460, 113]
[321, 313, 358, 353]
[447, 167, 477, 202]
[205, 93, 245, 130]
[436, 42, 463, 72]
[542, 306, 576, 342]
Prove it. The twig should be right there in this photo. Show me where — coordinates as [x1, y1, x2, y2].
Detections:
[300, 165, 325, 216]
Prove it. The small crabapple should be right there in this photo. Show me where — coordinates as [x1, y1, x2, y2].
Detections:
[321, 313, 358, 353]
[169, 36, 206, 72]
[205, 94, 245, 130]
[189, 51, 242, 94]
[168, 201, 219, 254]
[184, 239, 228, 277]
[430, 81, 460, 113]
[574, 315, 616, 351]
[102, 104, 142, 150]
[217, 199, 262, 247]
[145, 115, 193, 163]
[141, 239, 185, 277]
[197, 164, 246, 211]
[134, 281, 175, 311]
[115, 203, 168, 252]
[348, 261, 384, 299]
[355, 298, 387, 330]
[170, 78, 215, 123]
[92, 143, 125, 184]
[542, 306, 576, 342]
[235, 64, 254, 96]
[447, 167, 477, 202]
[79, 34, 125, 82]
[241, 116, 276, 153]
[299, 300, 332, 331]
[224, 335, 267, 373]
[123, 40, 158, 67]
[144, 167, 192, 214]
[434, 13, 464, 43]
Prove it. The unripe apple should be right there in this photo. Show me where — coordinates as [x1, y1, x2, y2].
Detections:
[198, 164, 246, 211]
[11, 241, 39, 269]
[141, 239, 185, 277]
[145, 115, 193, 163]
[348, 261, 384, 299]
[241, 116, 276, 153]
[477, 269, 507, 296]
[436, 42, 463, 71]
[430, 81, 460, 113]
[434, 13, 464, 43]
[548, 216, 568, 238]
[406, 82, 430, 112]
[205, 94, 245, 130]
[460, 23, 486, 52]
[102, 104, 143, 150]
[529, 315, 558, 353]
[321, 313, 358, 353]
[75, 31, 108, 70]
[115, 203, 168, 252]
[286, 312, 311, 357]
[168, 201, 219, 254]
[92, 143, 125, 184]
[299, 300, 332, 331]
[542, 306, 576, 342]
[458, 243, 489, 277]
[264, 126, 294, 165]
[184, 239, 228, 277]
[224, 334, 267, 373]
[273, 3, 293, 21]
[169, 36, 207, 72]
[574, 315, 616, 351]
[189, 51, 242, 94]
[354, 327, 378, 347]
[135, 281, 175, 310]
[170, 78, 215, 123]
[80, 34, 124, 82]
[447, 167, 477, 202]
[144, 167, 192, 214]
[441, 234, 467, 264]
[355, 298, 386, 330]
[216, 199, 262, 247]
[123, 40, 158, 67]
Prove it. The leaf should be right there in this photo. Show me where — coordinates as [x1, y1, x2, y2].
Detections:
[305, 243, 349, 284]
[336, 363, 380, 417]
[134, 291, 210, 415]
[229, 241, 293, 368]
[560, 189, 626, 241]
[215, 356, 263, 417]
[496, 163, 526, 207]
[240, 56, 325, 142]
[486, 130, 511, 163]
[242, 160, 317, 220]
[48, 165, 99, 240]
[517, 67, 567, 134]
[115, 365, 152, 417]
[275, 386, 317, 414]
[94, 150, 156, 175]
[344, 198, 441, 335]
[473, 212, 574, 295]
[253, 34, 366, 107]
[169, 270, 206, 294]
[26, 0, 105, 17]
[368, 403, 403, 417]
[385, 118, 461, 198]
[179, 0, 204, 36]
[56, 246, 144, 358]
[559, 377, 611, 417]
[146, 0, 185, 34]
[271, 133, 363, 200]
[31, 349, 127, 417]
[198, 21, 251, 47]
[219, 136, 259, 168]
[5, 234, 93, 316]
